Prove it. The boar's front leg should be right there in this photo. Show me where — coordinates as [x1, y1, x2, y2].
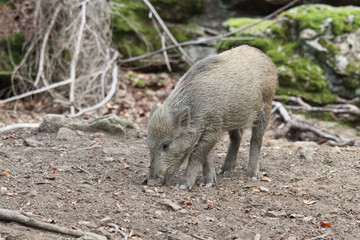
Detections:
[218, 129, 243, 175]
[247, 105, 270, 179]
[177, 131, 218, 189]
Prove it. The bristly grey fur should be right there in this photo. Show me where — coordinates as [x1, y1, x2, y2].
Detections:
[146, 45, 278, 189]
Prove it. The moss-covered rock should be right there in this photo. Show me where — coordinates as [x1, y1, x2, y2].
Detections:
[216, 4, 360, 105]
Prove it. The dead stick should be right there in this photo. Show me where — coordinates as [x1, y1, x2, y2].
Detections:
[0, 208, 105, 240]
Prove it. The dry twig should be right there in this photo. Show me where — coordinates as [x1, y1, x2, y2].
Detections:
[0, 208, 105, 240]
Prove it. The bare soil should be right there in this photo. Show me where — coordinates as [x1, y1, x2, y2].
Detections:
[0, 121, 360, 240]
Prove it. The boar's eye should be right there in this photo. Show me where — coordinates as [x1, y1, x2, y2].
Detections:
[161, 141, 171, 151]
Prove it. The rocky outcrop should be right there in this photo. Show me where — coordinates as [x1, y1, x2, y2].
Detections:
[217, 4, 360, 104]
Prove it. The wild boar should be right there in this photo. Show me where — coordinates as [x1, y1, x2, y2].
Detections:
[146, 45, 278, 189]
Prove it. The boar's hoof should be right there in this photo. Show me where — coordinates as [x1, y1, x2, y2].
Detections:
[217, 169, 231, 175]
[175, 183, 192, 190]
[246, 171, 260, 180]
[200, 182, 215, 188]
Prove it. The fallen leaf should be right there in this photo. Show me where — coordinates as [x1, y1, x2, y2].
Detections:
[51, 168, 57, 174]
[123, 162, 130, 169]
[260, 176, 271, 182]
[181, 201, 192, 206]
[89, 140, 102, 147]
[303, 199, 316, 205]
[0, 169, 8, 176]
[320, 222, 332, 228]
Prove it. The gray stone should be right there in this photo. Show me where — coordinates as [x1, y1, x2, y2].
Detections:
[100, 216, 112, 225]
[38, 114, 132, 134]
[23, 138, 43, 147]
[265, 211, 287, 218]
[158, 199, 182, 211]
[56, 127, 78, 141]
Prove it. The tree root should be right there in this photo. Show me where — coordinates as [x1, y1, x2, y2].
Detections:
[272, 101, 355, 146]
[0, 208, 106, 240]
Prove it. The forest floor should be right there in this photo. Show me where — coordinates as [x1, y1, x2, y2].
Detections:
[1, 70, 360, 240]
[0, 113, 360, 240]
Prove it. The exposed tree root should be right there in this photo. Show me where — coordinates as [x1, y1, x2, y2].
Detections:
[0, 208, 106, 240]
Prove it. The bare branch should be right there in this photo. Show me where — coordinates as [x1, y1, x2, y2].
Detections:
[69, 0, 88, 115]
[70, 62, 118, 117]
[34, 4, 62, 87]
[142, 0, 194, 64]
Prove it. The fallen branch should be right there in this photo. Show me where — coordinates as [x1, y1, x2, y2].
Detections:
[275, 96, 360, 116]
[121, 0, 300, 64]
[0, 123, 40, 133]
[272, 101, 354, 145]
[0, 208, 106, 240]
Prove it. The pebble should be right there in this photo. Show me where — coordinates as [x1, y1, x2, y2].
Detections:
[100, 216, 112, 225]
[23, 138, 43, 147]
[259, 186, 269, 192]
[265, 211, 287, 218]
[158, 199, 182, 211]
[56, 127, 78, 141]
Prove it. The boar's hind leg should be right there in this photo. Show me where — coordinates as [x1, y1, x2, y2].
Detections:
[217, 129, 243, 175]
[247, 106, 270, 180]
[177, 132, 218, 190]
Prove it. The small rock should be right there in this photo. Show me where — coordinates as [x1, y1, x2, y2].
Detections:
[102, 147, 123, 155]
[297, 146, 313, 161]
[332, 146, 341, 154]
[56, 127, 78, 141]
[288, 237, 298, 240]
[179, 209, 188, 215]
[83, 221, 99, 229]
[145, 189, 159, 197]
[259, 186, 269, 192]
[23, 138, 43, 147]
[265, 211, 287, 218]
[301, 216, 313, 222]
[158, 199, 182, 211]
[254, 233, 261, 240]
[100, 216, 112, 225]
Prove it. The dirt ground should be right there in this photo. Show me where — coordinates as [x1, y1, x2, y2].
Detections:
[0, 118, 360, 240]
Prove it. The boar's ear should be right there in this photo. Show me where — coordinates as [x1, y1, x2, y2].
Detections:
[172, 107, 190, 128]
[149, 103, 157, 118]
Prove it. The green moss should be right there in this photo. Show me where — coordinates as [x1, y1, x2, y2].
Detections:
[345, 62, 360, 89]
[134, 80, 145, 87]
[283, 5, 360, 35]
[225, 18, 273, 33]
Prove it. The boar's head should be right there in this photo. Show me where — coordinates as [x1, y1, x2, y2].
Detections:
[146, 103, 197, 186]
